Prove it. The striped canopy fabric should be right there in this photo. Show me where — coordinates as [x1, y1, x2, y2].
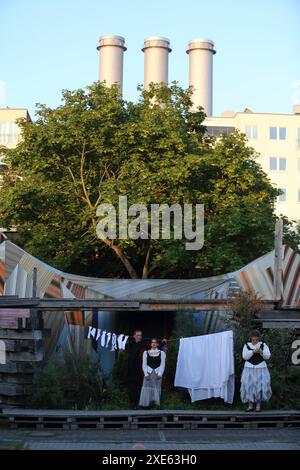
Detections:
[0, 240, 299, 313]
[235, 245, 300, 306]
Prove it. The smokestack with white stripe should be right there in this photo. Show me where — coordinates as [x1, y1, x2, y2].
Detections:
[186, 39, 216, 116]
[97, 35, 127, 94]
[142, 37, 171, 89]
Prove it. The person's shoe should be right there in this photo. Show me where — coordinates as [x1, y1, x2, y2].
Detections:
[245, 403, 254, 412]
[255, 403, 261, 412]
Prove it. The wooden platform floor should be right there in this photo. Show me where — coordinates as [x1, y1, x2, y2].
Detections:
[1, 408, 300, 430]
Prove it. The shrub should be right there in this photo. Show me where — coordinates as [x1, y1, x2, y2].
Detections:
[30, 348, 105, 409]
[30, 362, 67, 409]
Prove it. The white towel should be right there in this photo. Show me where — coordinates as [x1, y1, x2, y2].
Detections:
[174, 330, 235, 404]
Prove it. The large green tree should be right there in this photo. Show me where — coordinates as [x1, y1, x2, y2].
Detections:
[0, 82, 287, 278]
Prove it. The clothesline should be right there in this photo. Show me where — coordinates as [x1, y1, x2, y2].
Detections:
[137, 333, 265, 343]
[84, 326, 190, 351]
[131, 336, 183, 342]
[129, 333, 237, 342]
[85, 326, 248, 352]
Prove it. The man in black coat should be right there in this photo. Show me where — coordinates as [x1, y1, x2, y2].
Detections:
[125, 330, 148, 409]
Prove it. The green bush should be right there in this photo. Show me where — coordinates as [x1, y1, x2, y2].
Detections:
[30, 362, 67, 409]
[111, 350, 128, 387]
[30, 349, 105, 409]
[100, 349, 131, 410]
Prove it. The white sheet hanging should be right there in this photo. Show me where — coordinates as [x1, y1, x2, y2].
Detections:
[174, 330, 235, 404]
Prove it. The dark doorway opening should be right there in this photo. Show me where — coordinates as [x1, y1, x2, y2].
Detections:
[116, 310, 175, 341]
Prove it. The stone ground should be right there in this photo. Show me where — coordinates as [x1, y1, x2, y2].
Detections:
[0, 426, 299, 450]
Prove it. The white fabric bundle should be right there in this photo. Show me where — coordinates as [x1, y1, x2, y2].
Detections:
[174, 330, 235, 404]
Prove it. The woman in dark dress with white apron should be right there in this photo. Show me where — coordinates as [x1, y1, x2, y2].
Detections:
[139, 338, 166, 408]
[240, 330, 272, 412]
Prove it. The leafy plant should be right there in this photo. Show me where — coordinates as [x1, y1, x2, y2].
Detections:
[30, 349, 105, 409]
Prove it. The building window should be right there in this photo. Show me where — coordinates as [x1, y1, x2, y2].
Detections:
[269, 157, 286, 171]
[269, 157, 277, 170]
[0, 156, 7, 173]
[245, 125, 258, 139]
[206, 126, 235, 136]
[278, 189, 286, 202]
[0, 122, 18, 145]
[269, 127, 286, 140]
[279, 127, 286, 140]
[279, 157, 286, 171]
[270, 127, 277, 139]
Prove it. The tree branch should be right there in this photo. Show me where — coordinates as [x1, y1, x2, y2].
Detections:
[142, 243, 152, 279]
[53, 153, 83, 203]
[80, 142, 93, 208]
[147, 262, 157, 276]
[96, 230, 139, 279]
[92, 218, 139, 279]
[95, 163, 110, 208]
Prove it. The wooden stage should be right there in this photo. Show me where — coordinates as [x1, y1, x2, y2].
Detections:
[1, 408, 300, 430]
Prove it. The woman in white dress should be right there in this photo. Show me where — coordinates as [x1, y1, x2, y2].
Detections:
[139, 338, 166, 408]
[240, 330, 272, 412]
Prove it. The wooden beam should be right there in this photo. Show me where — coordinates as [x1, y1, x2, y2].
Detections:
[260, 310, 300, 320]
[139, 301, 243, 311]
[262, 321, 300, 328]
[274, 219, 283, 302]
[0, 297, 276, 312]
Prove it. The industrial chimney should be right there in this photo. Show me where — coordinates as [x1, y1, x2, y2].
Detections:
[186, 39, 216, 116]
[142, 37, 171, 89]
[97, 35, 127, 94]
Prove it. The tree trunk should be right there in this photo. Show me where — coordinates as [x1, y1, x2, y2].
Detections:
[142, 244, 152, 279]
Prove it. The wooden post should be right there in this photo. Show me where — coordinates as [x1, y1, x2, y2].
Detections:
[274, 219, 283, 303]
[32, 267, 37, 298]
[31, 267, 39, 329]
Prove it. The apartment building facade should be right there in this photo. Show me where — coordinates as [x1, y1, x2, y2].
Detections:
[204, 106, 300, 221]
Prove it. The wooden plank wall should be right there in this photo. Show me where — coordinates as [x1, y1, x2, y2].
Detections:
[0, 308, 44, 406]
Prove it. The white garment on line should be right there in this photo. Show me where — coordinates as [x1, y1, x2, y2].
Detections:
[95, 329, 101, 342]
[105, 332, 112, 348]
[85, 329, 128, 351]
[111, 333, 117, 351]
[87, 327, 96, 339]
[117, 334, 129, 350]
[174, 330, 235, 404]
[101, 330, 107, 347]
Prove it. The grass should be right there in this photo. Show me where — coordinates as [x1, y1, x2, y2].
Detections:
[80, 387, 300, 411]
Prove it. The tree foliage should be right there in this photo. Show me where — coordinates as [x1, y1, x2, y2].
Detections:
[0, 81, 289, 279]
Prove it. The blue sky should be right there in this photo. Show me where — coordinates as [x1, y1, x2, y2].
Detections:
[0, 0, 299, 119]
